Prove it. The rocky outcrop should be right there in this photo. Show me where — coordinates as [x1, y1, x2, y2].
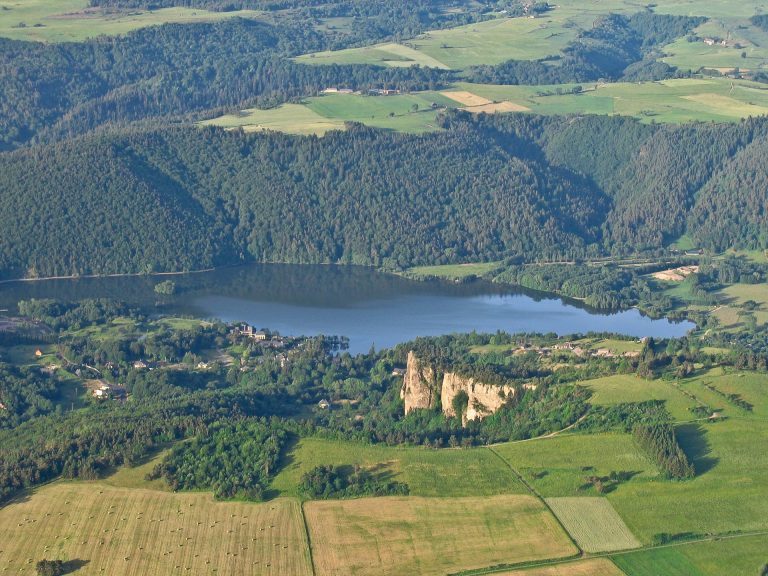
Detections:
[441, 373, 515, 423]
[401, 351, 516, 424]
[400, 351, 440, 414]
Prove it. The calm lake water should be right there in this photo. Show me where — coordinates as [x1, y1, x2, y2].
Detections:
[0, 264, 693, 353]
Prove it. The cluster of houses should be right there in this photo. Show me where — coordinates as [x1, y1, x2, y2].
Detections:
[230, 324, 286, 349]
[321, 87, 402, 96]
[520, 341, 641, 359]
[91, 382, 126, 401]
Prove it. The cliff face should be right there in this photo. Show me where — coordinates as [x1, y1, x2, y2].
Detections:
[400, 351, 439, 414]
[401, 351, 516, 424]
[441, 373, 515, 423]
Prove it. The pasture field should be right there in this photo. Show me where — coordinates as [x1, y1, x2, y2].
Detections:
[0, 0, 264, 42]
[203, 92, 455, 135]
[406, 261, 502, 279]
[498, 558, 625, 576]
[546, 497, 642, 552]
[678, 368, 768, 418]
[606, 417, 768, 542]
[0, 483, 312, 575]
[269, 437, 526, 498]
[582, 374, 700, 421]
[201, 104, 346, 136]
[493, 433, 659, 497]
[296, 42, 450, 69]
[661, 17, 768, 72]
[460, 77, 768, 123]
[304, 495, 578, 576]
[716, 282, 768, 327]
[611, 533, 768, 576]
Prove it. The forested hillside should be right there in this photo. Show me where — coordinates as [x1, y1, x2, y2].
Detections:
[1, 113, 767, 280]
[464, 12, 705, 85]
[0, 19, 449, 150]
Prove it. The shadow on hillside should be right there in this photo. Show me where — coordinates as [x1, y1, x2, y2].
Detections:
[676, 423, 718, 476]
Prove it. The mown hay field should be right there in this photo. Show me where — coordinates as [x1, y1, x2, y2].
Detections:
[546, 497, 641, 552]
[0, 483, 312, 576]
[498, 558, 625, 576]
[305, 495, 578, 576]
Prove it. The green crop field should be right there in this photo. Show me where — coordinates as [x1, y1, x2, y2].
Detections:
[200, 104, 346, 136]
[583, 374, 700, 422]
[269, 437, 526, 498]
[0, 482, 313, 575]
[612, 533, 768, 576]
[494, 433, 658, 497]
[546, 497, 642, 552]
[203, 92, 457, 135]
[0, 0, 264, 42]
[304, 495, 578, 576]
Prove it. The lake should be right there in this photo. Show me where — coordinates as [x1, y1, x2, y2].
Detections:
[0, 264, 694, 353]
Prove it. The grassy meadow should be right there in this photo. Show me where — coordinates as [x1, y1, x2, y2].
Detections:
[0, 0, 264, 42]
[305, 495, 577, 576]
[612, 533, 768, 576]
[269, 436, 526, 498]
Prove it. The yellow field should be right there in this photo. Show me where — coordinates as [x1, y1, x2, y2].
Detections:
[0, 483, 312, 575]
[681, 93, 768, 118]
[546, 497, 641, 553]
[443, 90, 531, 113]
[499, 558, 625, 576]
[304, 495, 577, 576]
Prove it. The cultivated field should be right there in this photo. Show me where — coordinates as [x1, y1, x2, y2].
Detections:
[269, 437, 527, 498]
[0, 483, 312, 575]
[546, 497, 642, 552]
[0, 0, 264, 42]
[499, 558, 625, 576]
[304, 495, 578, 576]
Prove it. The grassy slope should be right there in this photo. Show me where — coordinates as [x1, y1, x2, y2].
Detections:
[612, 534, 768, 576]
[269, 436, 527, 498]
[0, 0, 264, 42]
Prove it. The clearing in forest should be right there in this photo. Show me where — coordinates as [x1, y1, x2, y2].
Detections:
[546, 497, 641, 553]
[305, 495, 577, 576]
[0, 483, 312, 576]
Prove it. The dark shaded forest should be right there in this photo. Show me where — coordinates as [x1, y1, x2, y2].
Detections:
[0, 113, 766, 279]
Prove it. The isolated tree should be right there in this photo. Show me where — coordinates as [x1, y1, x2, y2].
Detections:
[35, 560, 64, 576]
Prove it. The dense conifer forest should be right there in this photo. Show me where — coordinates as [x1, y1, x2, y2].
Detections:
[1, 113, 766, 279]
